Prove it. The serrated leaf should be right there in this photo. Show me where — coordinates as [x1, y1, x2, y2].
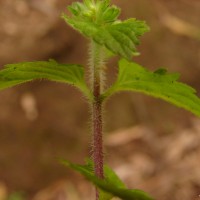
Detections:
[66, 0, 120, 24]
[62, 0, 149, 60]
[102, 59, 200, 117]
[62, 160, 154, 200]
[0, 60, 92, 100]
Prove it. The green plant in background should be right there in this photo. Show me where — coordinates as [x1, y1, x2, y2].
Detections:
[0, 0, 200, 199]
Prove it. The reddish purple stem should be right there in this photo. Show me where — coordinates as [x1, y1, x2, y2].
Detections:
[92, 77, 104, 200]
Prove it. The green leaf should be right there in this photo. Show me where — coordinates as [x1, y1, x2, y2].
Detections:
[62, 160, 154, 200]
[100, 164, 126, 200]
[0, 59, 93, 100]
[62, 1, 149, 60]
[66, 0, 120, 24]
[64, 159, 125, 200]
[102, 59, 200, 117]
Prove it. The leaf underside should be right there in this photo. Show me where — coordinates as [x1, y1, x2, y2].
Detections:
[0, 60, 92, 99]
[62, 160, 154, 200]
[62, 0, 149, 60]
[103, 59, 200, 117]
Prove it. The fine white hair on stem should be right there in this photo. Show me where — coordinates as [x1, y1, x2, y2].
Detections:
[88, 40, 107, 94]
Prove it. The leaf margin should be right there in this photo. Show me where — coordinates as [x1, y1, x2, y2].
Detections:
[102, 59, 200, 117]
[0, 59, 93, 100]
[61, 159, 154, 200]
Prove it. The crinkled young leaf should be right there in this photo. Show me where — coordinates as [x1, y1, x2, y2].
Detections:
[62, 0, 149, 60]
[67, 0, 120, 24]
[102, 59, 200, 117]
[62, 160, 154, 200]
[0, 60, 92, 100]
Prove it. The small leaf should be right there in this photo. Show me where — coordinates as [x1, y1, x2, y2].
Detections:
[62, 160, 154, 200]
[102, 59, 200, 117]
[66, 0, 120, 24]
[0, 60, 93, 100]
[62, 1, 149, 60]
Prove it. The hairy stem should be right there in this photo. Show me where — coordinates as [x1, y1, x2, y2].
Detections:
[89, 40, 106, 199]
[93, 97, 103, 200]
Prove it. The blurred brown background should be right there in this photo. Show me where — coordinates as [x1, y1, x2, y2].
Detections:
[0, 0, 200, 200]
